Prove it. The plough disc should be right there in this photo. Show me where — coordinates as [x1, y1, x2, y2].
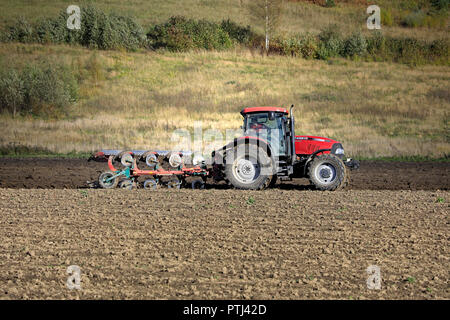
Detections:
[143, 179, 158, 190]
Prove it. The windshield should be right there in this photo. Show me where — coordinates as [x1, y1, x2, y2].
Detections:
[245, 113, 283, 131]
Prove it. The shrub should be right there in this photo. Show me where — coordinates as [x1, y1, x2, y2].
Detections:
[220, 19, 254, 44]
[325, 0, 336, 8]
[0, 70, 25, 117]
[381, 8, 394, 27]
[282, 33, 318, 59]
[343, 31, 367, 57]
[317, 24, 343, 59]
[147, 16, 232, 51]
[6, 17, 34, 43]
[402, 10, 427, 27]
[0, 62, 78, 117]
[367, 31, 385, 53]
[299, 33, 319, 59]
[5, 5, 146, 50]
[430, 39, 449, 58]
[431, 0, 449, 12]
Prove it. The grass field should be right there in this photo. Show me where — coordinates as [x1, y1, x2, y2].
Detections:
[0, 1, 448, 158]
[0, 42, 448, 158]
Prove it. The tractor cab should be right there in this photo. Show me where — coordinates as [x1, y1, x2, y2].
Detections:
[241, 107, 295, 162]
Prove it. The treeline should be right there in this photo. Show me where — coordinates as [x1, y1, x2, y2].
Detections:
[1, 5, 448, 65]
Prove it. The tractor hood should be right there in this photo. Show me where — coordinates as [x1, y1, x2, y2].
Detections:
[294, 135, 343, 156]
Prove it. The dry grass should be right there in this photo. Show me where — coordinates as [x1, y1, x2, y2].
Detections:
[0, 0, 448, 40]
[0, 43, 448, 158]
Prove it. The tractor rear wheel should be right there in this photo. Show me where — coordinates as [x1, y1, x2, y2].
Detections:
[308, 154, 346, 191]
[224, 144, 273, 190]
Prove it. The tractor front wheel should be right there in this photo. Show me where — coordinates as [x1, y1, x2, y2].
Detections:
[308, 154, 346, 191]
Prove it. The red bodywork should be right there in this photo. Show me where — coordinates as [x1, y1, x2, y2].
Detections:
[294, 135, 338, 156]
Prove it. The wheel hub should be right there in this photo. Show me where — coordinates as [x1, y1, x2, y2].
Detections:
[320, 168, 331, 179]
[315, 163, 336, 185]
[234, 158, 260, 183]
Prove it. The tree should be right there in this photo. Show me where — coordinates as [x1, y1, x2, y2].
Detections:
[248, 0, 283, 53]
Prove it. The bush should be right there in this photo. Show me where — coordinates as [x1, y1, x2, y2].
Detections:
[381, 8, 394, 27]
[220, 19, 254, 44]
[6, 17, 34, 43]
[281, 33, 318, 59]
[402, 10, 427, 27]
[317, 24, 344, 59]
[431, 0, 449, 12]
[325, 0, 336, 8]
[0, 70, 25, 117]
[5, 5, 146, 50]
[343, 31, 367, 57]
[147, 16, 232, 51]
[0, 62, 78, 117]
[366, 31, 386, 56]
[80, 6, 146, 50]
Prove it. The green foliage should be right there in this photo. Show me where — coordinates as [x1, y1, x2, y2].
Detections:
[366, 32, 449, 65]
[343, 31, 367, 57]
[5, 5, 146, 50]
[79, 5, 146, 50]
[0, 62, 78, 117]
[402, 10, 427, 27]
[0, 70, 24, 117]
[147, 16, 232, 51]
[431, 0, 449, 12]
[281, 33, 318, 59]
[325, 0, 336, 8]
[317, 24, 343, 60]
[6, 17, 34, 43]
[220, 19, 254, 44]
[247, 196, 255, 205]
[381, 8, 394, 27]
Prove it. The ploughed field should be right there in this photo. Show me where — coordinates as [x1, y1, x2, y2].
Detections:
[0, 159, 448, 299]
[0, 158, 449, 190]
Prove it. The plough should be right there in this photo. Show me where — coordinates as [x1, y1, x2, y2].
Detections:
[90, 150, 209, 189]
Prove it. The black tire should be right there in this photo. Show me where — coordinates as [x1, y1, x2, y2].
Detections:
[143, 179, 158, 190]
[224, 144, 273, 190]
[98, 171, 118, 189]
[167, 177, 182, 189]
[269, 175, 278, 187]
[119, 179, 134, 189]
[308, 154, 346, 191]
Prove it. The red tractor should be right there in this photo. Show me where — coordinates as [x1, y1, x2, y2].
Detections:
[210, 105, 359, 190]
[92, 105, 359, 190]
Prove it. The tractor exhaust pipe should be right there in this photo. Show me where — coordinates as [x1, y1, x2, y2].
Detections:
[290, 104, 295, 165]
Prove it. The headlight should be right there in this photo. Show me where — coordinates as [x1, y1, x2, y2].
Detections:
[335, 148, 345, 155]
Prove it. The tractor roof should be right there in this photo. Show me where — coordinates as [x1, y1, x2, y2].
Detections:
[240, 107, 288, 115]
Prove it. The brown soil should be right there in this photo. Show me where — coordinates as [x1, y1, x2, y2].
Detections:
[0, 158, 448, 299]
[0, 189, 448, 299]
[0, 158, 449, 190]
